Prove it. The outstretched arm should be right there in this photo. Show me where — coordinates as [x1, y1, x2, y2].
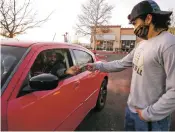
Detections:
[88, 48, 135, 73]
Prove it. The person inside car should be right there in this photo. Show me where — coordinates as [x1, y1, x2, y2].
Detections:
[44, 51, 79, 78]
[2, 55, 16, 74]
[1, 55, 16, 81]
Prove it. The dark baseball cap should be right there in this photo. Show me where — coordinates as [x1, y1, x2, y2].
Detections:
[128, 0, 172, 23]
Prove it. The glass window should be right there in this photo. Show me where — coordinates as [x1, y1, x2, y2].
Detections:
[73, 50, 94, 66]
[1, 46, 27, 87]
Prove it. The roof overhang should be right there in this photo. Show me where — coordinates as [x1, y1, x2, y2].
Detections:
[121, 35, 136, 40]
[96, 34, 115, 41]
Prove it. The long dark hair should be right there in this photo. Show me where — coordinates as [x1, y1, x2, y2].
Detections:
[139, 13, 172, 31]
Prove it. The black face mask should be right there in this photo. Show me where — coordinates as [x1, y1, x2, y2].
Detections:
[134, 24, 149, 40]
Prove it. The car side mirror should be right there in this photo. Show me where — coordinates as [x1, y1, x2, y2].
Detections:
[29, 73, 59, 90]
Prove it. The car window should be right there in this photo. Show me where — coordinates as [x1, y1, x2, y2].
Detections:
[73, 49, 94, 66]
[72, 49, 94, 72]
[30, 49, 73, 77]
[17, 48, 73, 97]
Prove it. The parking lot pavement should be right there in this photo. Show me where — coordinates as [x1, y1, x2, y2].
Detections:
[76, 68, 132, 131]
[76, 53, 175, 131]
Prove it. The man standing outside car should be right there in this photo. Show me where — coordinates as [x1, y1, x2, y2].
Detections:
[86, 0, 175, 131]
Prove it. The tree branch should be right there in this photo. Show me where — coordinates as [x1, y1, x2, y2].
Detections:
[0, 0, 53, 38]
[75, 0, 113, 37]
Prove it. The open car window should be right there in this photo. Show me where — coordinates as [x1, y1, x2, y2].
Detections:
[30, 49, 73, 78]
[17, 48, 73, 97]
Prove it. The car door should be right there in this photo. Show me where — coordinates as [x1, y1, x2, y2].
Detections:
[71, 49, 100, 108]
[55, 48, 96, 131]
[7, 46, 82, 131]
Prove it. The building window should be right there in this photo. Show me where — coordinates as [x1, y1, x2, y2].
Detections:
[121, 40, 135, 52]
[97, 41, 114, 51]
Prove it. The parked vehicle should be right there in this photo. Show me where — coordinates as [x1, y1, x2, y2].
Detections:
[1, 40, 108, 131]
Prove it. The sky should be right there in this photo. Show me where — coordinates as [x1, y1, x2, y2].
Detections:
[11, 0, 175, 43]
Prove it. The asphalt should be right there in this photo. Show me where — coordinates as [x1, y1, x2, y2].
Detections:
[75, 53, 175, 131]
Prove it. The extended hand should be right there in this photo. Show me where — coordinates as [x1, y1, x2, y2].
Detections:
[86, 63, 96, 71]
[65, 66, 80, 75]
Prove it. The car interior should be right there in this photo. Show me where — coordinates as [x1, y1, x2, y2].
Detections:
[17, 49, 73, 97]
[30, 49, 71, 77]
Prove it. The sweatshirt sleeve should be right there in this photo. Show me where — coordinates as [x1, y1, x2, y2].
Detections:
[93, 48, 135, 73]
[142, 45, 175, 121]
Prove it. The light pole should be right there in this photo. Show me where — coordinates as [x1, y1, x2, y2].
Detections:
[63, 32, 68, 42]
[52, 33, 56, 41]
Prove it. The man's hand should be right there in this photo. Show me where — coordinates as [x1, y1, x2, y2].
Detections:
[86, 63, 96, 71]
[65, 66, 80, 75]
[136, 108, 146, 121]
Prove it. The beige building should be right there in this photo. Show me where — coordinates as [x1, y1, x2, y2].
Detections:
[91, 25, 139, 51]
[169, 27, 175, 35]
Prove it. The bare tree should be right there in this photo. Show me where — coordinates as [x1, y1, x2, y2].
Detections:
[75, 0, 114, 50]
[0, 0, 53, 38]
[169, 9, 175, 35]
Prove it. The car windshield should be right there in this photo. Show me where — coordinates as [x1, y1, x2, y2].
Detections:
[1, 45, 27, 87]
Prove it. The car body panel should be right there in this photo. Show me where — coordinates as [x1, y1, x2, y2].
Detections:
[7, 76, 83, 131]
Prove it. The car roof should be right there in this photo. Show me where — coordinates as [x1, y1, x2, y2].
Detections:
[0, 39, 86, 49]
[0, 39, 38, 47]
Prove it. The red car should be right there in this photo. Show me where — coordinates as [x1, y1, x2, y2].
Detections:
[1, 40, 108, 131]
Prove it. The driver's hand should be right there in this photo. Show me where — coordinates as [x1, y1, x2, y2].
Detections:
[66, 66, 80, 75]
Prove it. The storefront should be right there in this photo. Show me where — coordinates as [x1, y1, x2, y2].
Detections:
[96, 34, 115, 51]
[91, 25, 138, 51]
[121, 35, 136, 51]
